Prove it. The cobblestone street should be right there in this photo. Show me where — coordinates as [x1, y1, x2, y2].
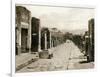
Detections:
[17, 40, 94, 73]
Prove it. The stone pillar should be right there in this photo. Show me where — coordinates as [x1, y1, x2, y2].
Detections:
[54, 40, 55, 47]
[52, 40, 53, 48]
[49, 32, 52, 48]
[52, 40, 54, 47]
[17, 25, 21, 55]
[38, 24, 41, 52]
[51, 40, 52, 48]
[44, 32, 47, 50]
[19, 29, 21, 54]
[28, 13, 31, 53]
[55, 38, 56, 47]
[56, 37, 58, 46]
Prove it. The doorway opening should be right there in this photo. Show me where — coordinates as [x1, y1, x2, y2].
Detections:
[21, 28, 28, 53]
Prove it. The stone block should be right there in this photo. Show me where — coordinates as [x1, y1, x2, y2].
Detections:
[39, 51, 49, 59]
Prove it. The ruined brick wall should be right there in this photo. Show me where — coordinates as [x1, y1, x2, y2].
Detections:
[31, 17, 40, 52]
[16, 6, 31, 55]
[88, 18, 94, 61]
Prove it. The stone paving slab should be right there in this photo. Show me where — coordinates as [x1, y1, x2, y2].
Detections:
[16, 40, 94, 72]
[16, 52, 39, 71]
[73, 61, 94, 69]
[67, 57, 94, 70]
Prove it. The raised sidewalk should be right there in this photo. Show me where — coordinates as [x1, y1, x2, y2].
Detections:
[15, 52, 39, 71]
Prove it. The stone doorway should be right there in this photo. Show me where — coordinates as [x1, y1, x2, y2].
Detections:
[21, 28, 28, 53]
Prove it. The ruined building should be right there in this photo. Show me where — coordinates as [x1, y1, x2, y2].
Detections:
[31, 17, 41, 52]
[16, 6, 31, 55]
[84, 18, 94, 62]
[41, 27, 65, 51]
[88, 18, 94, 61]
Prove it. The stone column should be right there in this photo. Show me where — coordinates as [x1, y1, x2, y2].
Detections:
[49, 32, 52, 48]
[51, 40, 53, 48]
[44, 32, 47, 50]
[38, 24, 41, 52]
[52, 40, 54, 47]
[56, 37, 58, 46]
[17, 26, 21, 55]
[28, 13, 31, 53]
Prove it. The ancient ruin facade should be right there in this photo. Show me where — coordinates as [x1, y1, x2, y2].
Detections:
[16, 6, 31, 55]
[88, 18, 94, 61]
[84, 18, 94, 62]
[31, 17, 41, 52]
[41, 27, 65, 51]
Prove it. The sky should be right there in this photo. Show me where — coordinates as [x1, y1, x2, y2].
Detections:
[16, 4, 94, 32]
